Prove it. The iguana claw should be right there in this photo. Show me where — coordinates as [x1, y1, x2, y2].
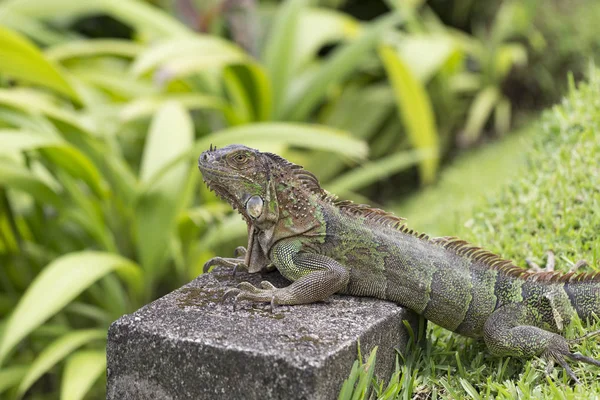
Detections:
[221, 281, 281, 312]
[203, 247, 248, 274]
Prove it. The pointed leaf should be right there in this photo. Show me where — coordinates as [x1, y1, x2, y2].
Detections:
[262, 0, 307, 115]
[295, 8, 360, 73]
[327, 148, 436, 194]
[0, 25, 78, 100]
[18, 329, 106, 397]
[120, 94, 226, 123]
[462, 86, 500, 145]
[0, 89, 94, 134]
[0, 252, 140, 365]
[0, 161, 62, 207]
[0, 365, 28, 395]
[131, 36, 245, 77]
[379, 45, 440, 184]
[136, 102, 193, 281]
[282, 12, 403, 120]
[0, 129, 106, 197]
[194, 122, 367, 160]
[60, 350, 106, 400]
[45, 39, 144, 61]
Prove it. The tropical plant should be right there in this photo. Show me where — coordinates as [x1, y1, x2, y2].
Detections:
[0, 0, 440, 398]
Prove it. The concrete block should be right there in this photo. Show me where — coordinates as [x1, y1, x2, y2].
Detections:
[107, 267, 416, 400]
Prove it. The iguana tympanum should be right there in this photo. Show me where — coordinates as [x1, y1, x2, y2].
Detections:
[198, 144, 600, 383]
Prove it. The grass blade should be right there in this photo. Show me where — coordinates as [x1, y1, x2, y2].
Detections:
[338, 360, 359, 400]
[60, 350, 106, 400]
[0, 252, 140, 365]
[352, 347, 377, 400]
[379, 45, 440, 184]
[17, 329, 106, 397]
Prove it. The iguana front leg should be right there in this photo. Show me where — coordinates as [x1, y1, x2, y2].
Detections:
[483, 303, 600, 383]
[223, 239, 350, 308]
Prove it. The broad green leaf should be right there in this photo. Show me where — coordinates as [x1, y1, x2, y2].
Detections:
[101, 0, 191, 39]
[60, 350, 106, 400]
[0, 25, 78, 100]
[45, 39, 144, 61]
[222, 63, 273, 123]
[120, 94, 226, 123]
[136, 102, 193, 284]
[0, 89, 94, 134]
[18, 329, 106, 397]
[495, 43, 527, 79]
[0, 129, 106, 197]
[0, 9, 67, 46]
[0, 0, 104, 18]
[327, 148, 436, 194]
[379, 45, 439, 184]
[0, 129, 60, 152]
[462, 86, 500, 146]
[222, 67, 254, 124]
[70, 69, 156, 99]
[2, 0, 190, 38]
[262, 0, 307, 116]
[0, 252, 140, 365]
[394, 34, 460, 82]
[310, 84, 393, 181]
[0, 161, 62, 207]
[0, 365, 28, 395]
[295, 8, 360, 72]
[194, 123, 367, 160]
[130, 36, 245, 77]
[282, 11, 403, 121]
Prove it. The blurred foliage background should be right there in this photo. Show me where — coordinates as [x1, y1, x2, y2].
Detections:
[0, 0, 599, 398]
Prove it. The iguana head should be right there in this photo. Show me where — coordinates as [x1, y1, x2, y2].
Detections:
[198, 144, 327, 235]
[198, 144, 280, 228]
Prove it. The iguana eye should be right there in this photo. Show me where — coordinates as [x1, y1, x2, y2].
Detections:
[232, 152, 249, 164]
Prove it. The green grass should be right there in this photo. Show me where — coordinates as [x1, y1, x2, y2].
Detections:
[340, 73, 600, 399]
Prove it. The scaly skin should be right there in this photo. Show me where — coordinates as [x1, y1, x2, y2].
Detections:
[197, 144, 600, 383]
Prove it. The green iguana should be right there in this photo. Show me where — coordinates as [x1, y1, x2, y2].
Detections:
[198, 144, 600, 383]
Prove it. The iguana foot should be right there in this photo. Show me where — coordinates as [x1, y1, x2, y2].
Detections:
[526, 250, 555, 272]
[526, 250, 588, 274]
[223, 281, 281, 312]
[543, 332, 600, 384]
[203, 247, 248, 274]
